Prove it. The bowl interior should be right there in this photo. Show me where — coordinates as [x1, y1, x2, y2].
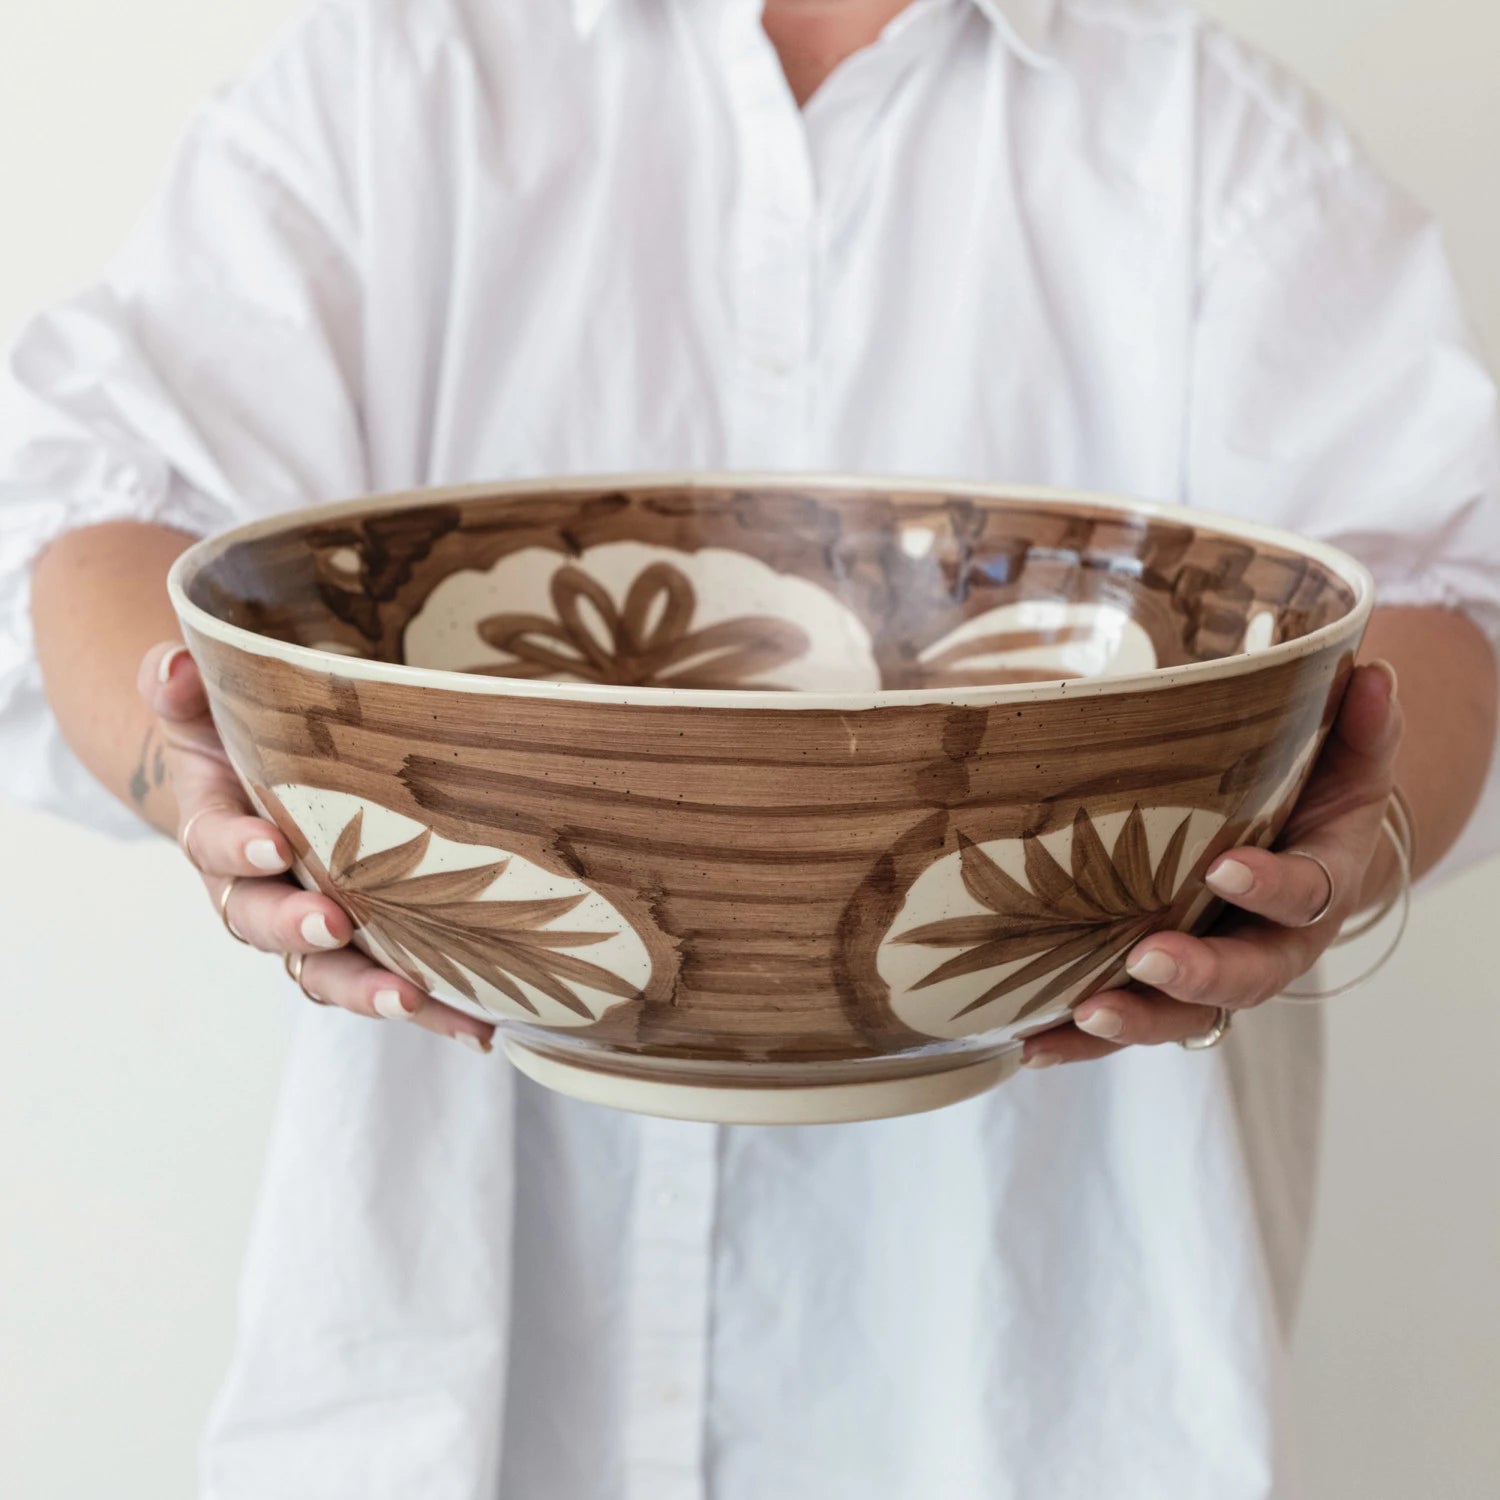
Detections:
[184, 481, 1359, 692]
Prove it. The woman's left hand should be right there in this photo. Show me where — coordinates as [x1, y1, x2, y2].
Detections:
[1021, 659, 1403, 1067]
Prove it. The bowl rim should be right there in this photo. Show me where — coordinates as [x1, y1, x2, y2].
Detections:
[167, 470, 1376, 711]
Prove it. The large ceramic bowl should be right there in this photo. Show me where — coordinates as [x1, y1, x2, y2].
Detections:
[169, 474, 1372, 1124]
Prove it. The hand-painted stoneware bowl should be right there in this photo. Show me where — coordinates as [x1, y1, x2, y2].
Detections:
[168, 474, 1372, 1124]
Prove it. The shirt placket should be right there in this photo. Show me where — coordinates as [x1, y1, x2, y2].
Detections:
[622, 1116, 719, 1500]
[719, 4, 818, 467]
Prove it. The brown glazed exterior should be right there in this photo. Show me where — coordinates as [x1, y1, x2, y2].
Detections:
[171, 475, 1370, 1120]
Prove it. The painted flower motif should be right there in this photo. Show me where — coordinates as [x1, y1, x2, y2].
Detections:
[919, 624, 1091, 687]
[471, 561, 812, 689]
[891, 806, 1242, 1027]
[913, 602, 1160, 689]
[289, 806, 640, 1021]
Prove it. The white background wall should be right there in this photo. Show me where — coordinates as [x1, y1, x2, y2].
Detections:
[1, 3, 1496, 1497]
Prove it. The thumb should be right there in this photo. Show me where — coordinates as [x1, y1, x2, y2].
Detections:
[1332, 659, 1402, 765]
[137, 641, 210, 723]
[137, 641, 231, 763]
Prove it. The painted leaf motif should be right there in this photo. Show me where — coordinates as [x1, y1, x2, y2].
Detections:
[287, 805, 637, 1021]
[953, 835, 1055, 927]
[1022, 836, 1099, 922]
[1152, 814, 1193, 906]
[1111, 807, 1157, 910]
[343, 830, 431, 890]
[893, 806, 1218, 1027]
[380, 862, 509, 906]
[1069, 808, 1137, 917]
[329, 809, 364, 880]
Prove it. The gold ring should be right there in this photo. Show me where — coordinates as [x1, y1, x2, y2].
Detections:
[1284, 849, 1337, 927]
[217, 877, 251, 945]
[283, 951, 330, 1005]
[1180, 1005, 1233, 1051]
[178, 804, 237, 871]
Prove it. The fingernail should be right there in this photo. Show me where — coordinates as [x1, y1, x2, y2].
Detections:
[374, 988, 415, 1021]
[157, 645, 190, 683]
[1206, 858, 1256, 897]
[1023, 1051, 1061, 1069]
[455, 1032, 493, 1054]
[1126, 948, 1178, 987]
[300, 912, 342, 949]
[1076, 1006, 1125, 1040]
[1369, 659, 1399, 703]
[246, 838, 286, 873]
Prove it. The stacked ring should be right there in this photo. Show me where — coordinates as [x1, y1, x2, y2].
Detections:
[217, 877, 251, 946]
[178, 803, 236, 871]
[1179, 1006, 1233, 1051]
[1284, 848, 1337, 927]
[1280, 788, 1415, 1004]
[284, 951, 330, 1005]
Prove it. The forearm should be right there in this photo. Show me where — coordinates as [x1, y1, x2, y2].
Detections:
[1357, 604, 1499, 899]
[30, 520, 199, 836]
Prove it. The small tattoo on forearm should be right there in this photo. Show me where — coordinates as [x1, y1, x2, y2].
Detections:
[129, 727, 157, 809]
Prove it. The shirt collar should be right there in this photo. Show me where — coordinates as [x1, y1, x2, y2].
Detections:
[569, 0, 1057, 68]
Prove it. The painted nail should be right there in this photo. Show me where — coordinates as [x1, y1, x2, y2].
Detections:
[1369, 659, 1399, 703]
[157, 644, 190, 683]
[1076, 1006, 1125, 1040]
[1023, 1051, 1061, 1069]
[300, 911, 342, 949]
[1206, 858, 1256, 897]
[1126, 948, 1178, 987]
[246, 838, 286, 873]
[373, 988, 415, 1021]
[455, 1032, 493, 1054]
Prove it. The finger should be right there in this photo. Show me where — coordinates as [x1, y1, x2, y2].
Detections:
[183, 804, 292, 878]
[142, 648, 237, 786]
[295, 948, 497, 1051]
[138, 642, 209, 724]
[1118, 922, 1315, 1012]
[1069, 987, 1222, 1049]
[1333, 659, 1402, 763]
[1204, 661, 1401, 928]
[1203, 843, 1336, 929]
[1278, 661, 1402, 846]
[213, 877, 353, 954]
[1022, 664, 1405, 1071]
[1020, 982, 1223, 1065]
[1022, 1023, 1120, 1067]
[143, 646, 289, 877]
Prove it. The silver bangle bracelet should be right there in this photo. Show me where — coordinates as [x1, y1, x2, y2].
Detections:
[1277, 788, 1415, 1005]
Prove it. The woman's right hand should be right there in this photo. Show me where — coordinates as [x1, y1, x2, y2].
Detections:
[137, 641, 497, 1051]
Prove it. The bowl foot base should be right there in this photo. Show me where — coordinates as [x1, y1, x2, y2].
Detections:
[501, 1040, 1024, 1125]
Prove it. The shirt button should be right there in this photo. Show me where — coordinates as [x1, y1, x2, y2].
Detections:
[655, 1189, 677, 1208]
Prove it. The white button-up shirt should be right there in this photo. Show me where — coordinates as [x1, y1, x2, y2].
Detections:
[3, 1, 1499, 1497]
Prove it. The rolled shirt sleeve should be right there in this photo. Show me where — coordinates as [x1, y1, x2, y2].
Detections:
[0, 0, 365, 836]
[1188, 158, 1500, 881]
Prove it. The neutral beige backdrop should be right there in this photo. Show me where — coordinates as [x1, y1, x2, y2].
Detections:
[1, 4, 1496, 1497]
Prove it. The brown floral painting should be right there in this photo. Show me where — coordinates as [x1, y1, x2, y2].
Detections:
[469, 560, 812, 689]
[892, 807, 1237, 1026]
[918, 624, 1092, 688]
[270, 797, 642, 1020]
